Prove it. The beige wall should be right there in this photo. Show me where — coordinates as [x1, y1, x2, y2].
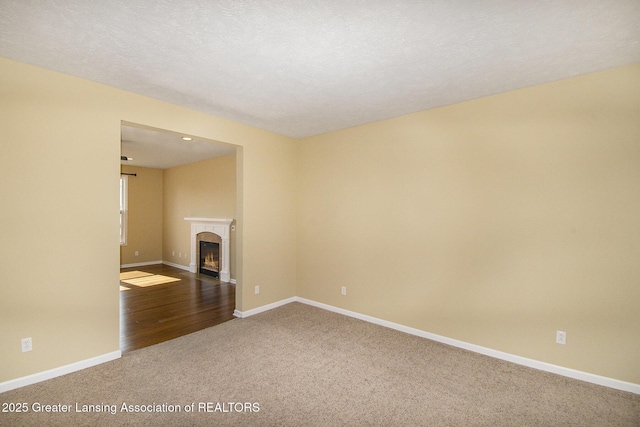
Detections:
[296, 63, 640, 384]
[0, 57, 297, 384]
[2, 54, 638, 388]
[163, 154, 237, 278]
[240, 137, 298, 307]
[120, 165, 163, 265]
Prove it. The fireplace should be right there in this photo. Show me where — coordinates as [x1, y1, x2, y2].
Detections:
[185, 218, 233, 282]
[199, 241, 220, 277]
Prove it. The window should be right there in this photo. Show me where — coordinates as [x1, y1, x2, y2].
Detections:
[120, 175, 128, 245]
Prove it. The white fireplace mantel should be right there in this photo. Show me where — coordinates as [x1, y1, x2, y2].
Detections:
[185, 217, 233, 282]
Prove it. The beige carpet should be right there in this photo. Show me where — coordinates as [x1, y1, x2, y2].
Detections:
[1, 303, 638, 426]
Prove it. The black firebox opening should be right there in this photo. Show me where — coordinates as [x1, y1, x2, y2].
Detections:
[199, 241, 220, 277]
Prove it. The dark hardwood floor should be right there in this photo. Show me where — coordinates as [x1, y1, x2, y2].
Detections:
[119, 264, 235, 353]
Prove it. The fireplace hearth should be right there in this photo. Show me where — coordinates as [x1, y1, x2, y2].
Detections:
[199, 241, 220, 277]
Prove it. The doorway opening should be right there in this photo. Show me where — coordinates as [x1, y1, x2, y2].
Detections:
[119, 122, 239, 352]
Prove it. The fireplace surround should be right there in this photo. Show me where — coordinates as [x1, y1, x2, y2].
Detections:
[185, 217, 233, 282]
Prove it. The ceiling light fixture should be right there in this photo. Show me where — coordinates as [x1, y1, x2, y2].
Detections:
[121, 156, 133, 161]
[182, 137, 192, 141]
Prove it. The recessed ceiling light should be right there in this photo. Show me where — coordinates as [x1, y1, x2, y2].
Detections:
[182, 137, 192, 141]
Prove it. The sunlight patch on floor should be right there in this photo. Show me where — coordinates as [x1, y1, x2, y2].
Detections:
[119, 270, 154, 280]
[121, 274, 181, 287]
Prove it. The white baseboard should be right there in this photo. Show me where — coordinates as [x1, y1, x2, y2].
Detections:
[0, 351, 121, 394]
[120, 260, 163, 269]
[233, 297, 297, 319]
[123, 261, 235, 283]
[121, 261, 235, 284]
[161, 260, 191, 271]
[238, 296, 640, 395]
[7, 298, 636, 395]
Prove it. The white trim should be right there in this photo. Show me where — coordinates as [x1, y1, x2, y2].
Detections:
[233, 297, 297, 318]
[120, 260, 232, 278]
[184, 217, 234, 224]
[230, 279, 237, 285]
[119, 175, 128, 246]
[8, 298, 636, 395]
[236, 296, 640, 395]
[161, 260, 191, 271]
[295, 298, 640, 394]
[120, 260, 163, 269]
[0, 351, 121, 393]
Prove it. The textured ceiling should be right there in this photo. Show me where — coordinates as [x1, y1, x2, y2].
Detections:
[1, 0, 639, 139]
[121, 124, 236, 169]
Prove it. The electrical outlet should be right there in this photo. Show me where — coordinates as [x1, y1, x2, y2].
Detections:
[255, 285, 260, 295]
[556, 331, 567, 345]
[21, 337, 32, 352]
[341, 286, 347, 296]
[134, 251, 139, 256]
[172, 251, 175, 256]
